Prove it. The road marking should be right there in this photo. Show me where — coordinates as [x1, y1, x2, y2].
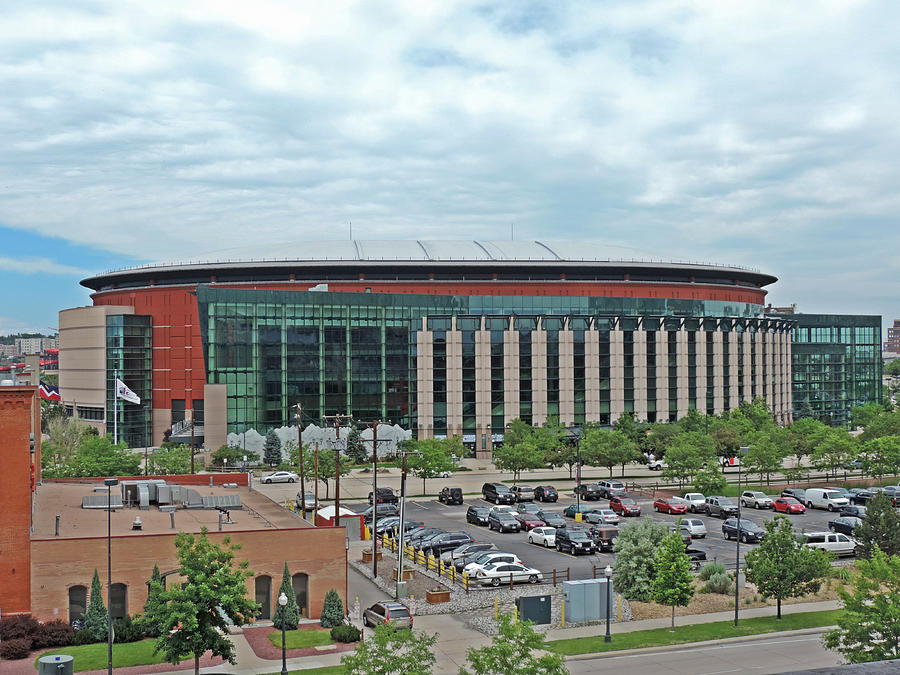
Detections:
[411, 501, 429, 509]
[433, 500, 450, 508]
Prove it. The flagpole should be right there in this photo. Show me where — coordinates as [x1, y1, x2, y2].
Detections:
[113, 369, 118, 445]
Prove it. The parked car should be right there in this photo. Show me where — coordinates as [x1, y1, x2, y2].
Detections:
[537, 510, 568, 528]
[368, 487, 398, 505]
[781, 488, 807, 502]
[482, 483, 516, 504]
[383, 520, 424, 538]
[555, 527, 597, 555]
[804, 488, 850, 511]
[563, 503, 601, 518]
[438, 486, 464, 505]
[466, 505, 491, 526]
[607, 487, 628, 499]
[463, 551, 522, 575]
[722, 518, 766, 543]
[510, 485, 535, 502]
[583, 508, 619, 525]
[528, 526, 556, 548]
[534, 485, 559, 502]
[839, 505, 867, 518]
[488, 511, 521, 533]
[702, 496, 739, 519]
[454, 550, 512, 574]
[421, 531, 475, 556]
[262, 471, 298, 484]
[407, 527, 444, 546]
[686, 548, 708, 568]
[654, 497, 688, 514]
[362, 601, 412, 629]
[828, 516, 863, 536]
[489, 504, 517, 514]
[609, 495, 641, 516]
[574, 483, 604, 500]
[773, 497, 806, 514]
[647, 458, 666, 470]
[802, 531, 858, 557]
[598, 480, 626, 498]
[476, 562, 543, 587]
[515, 512, 545, 530]
[516, 502, 543, 515]
[295, 491, 316, 512]
[437, 470, 452, 478]
[664, 522, 693, 547]
[741, 491, 773, 509]
[412, 530, 447, 551]
[826, 487, 855, 500]
[683, 493, 707, 512]
[362, 503, 399, 523]
[441, 541, 496, 564]
[589, 525, 619, 552]
[681, 518, 708, 538]
[880, 486, 900, 505]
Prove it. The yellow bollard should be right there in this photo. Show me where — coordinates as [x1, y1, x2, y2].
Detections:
[561, 599, 565, 628]
[514, 605, 518, 624]
[575, 512, 583, 522]
[618, 593, 622, 621]
[494, 595, 499, 620]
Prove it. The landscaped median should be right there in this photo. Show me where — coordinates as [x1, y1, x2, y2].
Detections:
[545, 609, 841, 656]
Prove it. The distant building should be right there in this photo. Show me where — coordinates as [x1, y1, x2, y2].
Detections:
[0, 344, 18, 358]
[14, 337, 58, 355]
[884, 319, 900, 353]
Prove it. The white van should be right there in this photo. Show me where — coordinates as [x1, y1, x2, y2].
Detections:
[804, 488, 850, 511]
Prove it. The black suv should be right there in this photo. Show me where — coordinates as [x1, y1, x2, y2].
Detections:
[362, 503, 399, 523]
[368, 487, 398, 505]
[482, 483, 516, 504]
[574, 484, 604, 500]
[438, 487, 464, 505]
[421, 531, 474, 556]
[534, 485, 558, 502]
[555, 527, 597, 555]
[702, 496, 739, 519]
[466, 505, 491, 525]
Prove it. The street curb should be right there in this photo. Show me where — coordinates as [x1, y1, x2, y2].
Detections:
[562, 625, 837, 660]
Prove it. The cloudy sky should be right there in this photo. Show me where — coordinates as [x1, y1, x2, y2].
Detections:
[1, 0, 898, 334]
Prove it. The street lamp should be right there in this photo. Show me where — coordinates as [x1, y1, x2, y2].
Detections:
[278, 592, 288, 675]
[604, 564, 613, 643]
[104, 477, 118, 675]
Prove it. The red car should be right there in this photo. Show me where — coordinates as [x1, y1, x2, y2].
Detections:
[653, 497, 687, 514]
[515, 513, 545, 530]
[774, 497, 806, 514]
[610, 496, 641, 516]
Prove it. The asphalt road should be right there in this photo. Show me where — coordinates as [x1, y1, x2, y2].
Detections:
[565, 632, 841, 675]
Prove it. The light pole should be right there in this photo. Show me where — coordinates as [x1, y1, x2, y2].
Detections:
[104, 477, 118, 675]
[735, 445, 749, 627]
[278, 592, 288, 675]
[604, 564, 613, 642]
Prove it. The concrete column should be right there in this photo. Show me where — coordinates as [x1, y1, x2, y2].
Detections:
[203, 384, 228, 450]
[782, 330, 793, 424]
[713, 331, 725, 415]
[695, 330, 707, 413]
[531, 330, 548, 426]
[585, 329, 600, 422]
[633, 329, 647, 422]
[446, 329, 463, 436]
[558, 330, 575, 426]
[503, 330, 519, 425]
[742, 331, 753, 402]
[610, 329, 625, 421]
[676, 330, 689, 418]
[656, 331, 668, 422]
[755, 330, 764, 399]
[416, 326, 433, 438]
[728, 331, 740, 411]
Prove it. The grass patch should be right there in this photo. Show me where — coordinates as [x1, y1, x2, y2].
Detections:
[546, 609, 842, 656]
[267, 628, 334, 649]
[37, 639, 167, 672]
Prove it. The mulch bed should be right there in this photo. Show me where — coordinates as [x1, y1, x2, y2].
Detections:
[2, 648, 226, 675]
[242, 626, 357, 660]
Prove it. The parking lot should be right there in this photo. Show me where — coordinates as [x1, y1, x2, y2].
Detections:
[348, 488, 850, 578]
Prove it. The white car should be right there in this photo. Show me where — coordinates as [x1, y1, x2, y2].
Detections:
[440, 542, 496, 564]
[683, 493, 706, 512]
[584, 508, 619, 525]
[527, 527, 556, 548]
[802, 531, 858, 557]
[681, 518, 708, 538]
[648, 459, 666, 470]
[489, 505, 517, 515]
[262, 471, 298, 484]
[438, 470, 452, 478]
[463, 551, 522, 575]
[476, 562, 543, 587]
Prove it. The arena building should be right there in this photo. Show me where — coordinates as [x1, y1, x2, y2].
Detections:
[58, 240, 816, 453]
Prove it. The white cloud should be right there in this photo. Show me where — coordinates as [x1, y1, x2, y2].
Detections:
[0, 257, 91, 277]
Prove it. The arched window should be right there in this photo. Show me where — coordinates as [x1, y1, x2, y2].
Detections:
[110, 583, 128, 620]
[255, 576, 272, 620]
[291, 573, 308, 618]
[68, 585, 87, 625]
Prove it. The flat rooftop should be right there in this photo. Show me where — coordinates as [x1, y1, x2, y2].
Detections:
[32, 481, 311, 539]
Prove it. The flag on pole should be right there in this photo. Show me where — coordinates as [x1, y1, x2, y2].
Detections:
[115, 378, 141, 404]
[39, 381, 61, 401]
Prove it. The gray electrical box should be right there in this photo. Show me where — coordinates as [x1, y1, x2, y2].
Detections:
[564, 578, 612, 623]
[396, 581, 408, 598]
[515, 594, 551, 624]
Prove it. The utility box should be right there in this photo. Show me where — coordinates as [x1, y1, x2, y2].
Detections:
[564, 578, 611, 623]
[38, 654, 74, 675]
[396, 581, 408, 598]
[515, 594, 551, 625]
[563, 580, 587, 623]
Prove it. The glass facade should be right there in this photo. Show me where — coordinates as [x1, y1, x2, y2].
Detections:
[106, 314, 152, 447]
[786, 313, 882, 425]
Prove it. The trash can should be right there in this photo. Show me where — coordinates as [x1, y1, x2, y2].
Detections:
[38, 654, 74, 675]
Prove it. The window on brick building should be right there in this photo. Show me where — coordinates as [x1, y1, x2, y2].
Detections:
[291, 573, 308, 617]
[110, 583, 127, 620]
[69, 585, 87, 625]
[255, 576, 272, 620]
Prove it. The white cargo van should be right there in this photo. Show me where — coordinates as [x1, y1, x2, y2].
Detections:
[804, 488, 850, 511]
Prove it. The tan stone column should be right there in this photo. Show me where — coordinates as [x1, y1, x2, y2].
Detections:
[713, 331, 725, 415]
[559, 330, 575, 426]
[416, 321, 433, 439]
[633, 329, 648, 421]
[531, 329, 548, 426]
[755, 330, 764, 399]
[503, 329, 519, 426]
[610, 329, 625, 421]
[696, 329, 707, 414]
[676, 329, 689, 418]
[728, 331, 740, 411]
[585, 329, 600, 422]
[742, 331, 753, 402]
[446, 328, 463, 436]
[656, 331, 668, 422]
[772, 330, 783, 418]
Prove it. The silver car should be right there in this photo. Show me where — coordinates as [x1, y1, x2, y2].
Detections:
[584, 508, 620, 525]
[296, 491, 316, 511]
[741, 491, 774, 509]
[262, 471, 298, 484]
[681, 518, 708, 538]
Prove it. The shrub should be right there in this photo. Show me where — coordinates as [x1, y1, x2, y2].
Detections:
[0, 613, 41, 641]
[702, 572, 733, 594]
[34, 620, 75, 648]
[74, 628, 98, 645]
[320, 589, 345, 628]
[0, 638, 32, 660]
[114, 615, 144, 643]
[330, 624, 361, 643]
[699, 561, 727, 581]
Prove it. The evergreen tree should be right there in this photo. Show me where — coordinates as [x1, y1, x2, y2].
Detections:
[263, 429, 282, 467]
[652, 530, 695, 629]
[273, 562, 301, 630]
[143, 564, 165, 637]
[320, 588, 345, 628]
[84, 569, 109, 642]
[854, 492, 900, 558]
[345, 426, 367, 464]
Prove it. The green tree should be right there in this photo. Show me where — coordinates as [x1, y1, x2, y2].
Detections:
[42, 415, 87, 470]
[612, 519, 668, 601]
[652, 531, 695, 629]
[743, 428, 787, 485]
[886, 359, 900, 377]
[735, 398, 775, 431]
[44, 434, 142, 478]
[743, 516, 832, 619]
[642, 423, 681, 460]
[613, 411, 644, 444]
[786, 418, 829, 468]
[853, 492, 900, 559]
[860, 436, 900, 479]
[341, 623, 437, 675]
[851, 402, 886, 430]
[84, 569, 108, 642]
[146, 528, 257, 675]
[146, 444, 192, 475]
[292, 443, 351, 499]
[811, 429, 856, 478]
[824, 547, 900, 663]
[320, 588, 345, 628]
[273, 562, 301, 630]
[345, 425, 367, 464]
[677, 408, 711, 434]
[692, 459, 726, 495]
[459, 613, 568, 675]
[582, 428, 639, 477]
[405, 438, 457, 494]
[711, 424, 744, 460]
[210, 444, 259, 468]
[263, 429, 282, 467]
[493, 434, 545, 482]
[662, 432, 714, 488]
[143, 565, 165, 637]
[860, 410, 900, 441]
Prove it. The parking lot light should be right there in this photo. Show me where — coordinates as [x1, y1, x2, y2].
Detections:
[604, 564, 613, 642]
